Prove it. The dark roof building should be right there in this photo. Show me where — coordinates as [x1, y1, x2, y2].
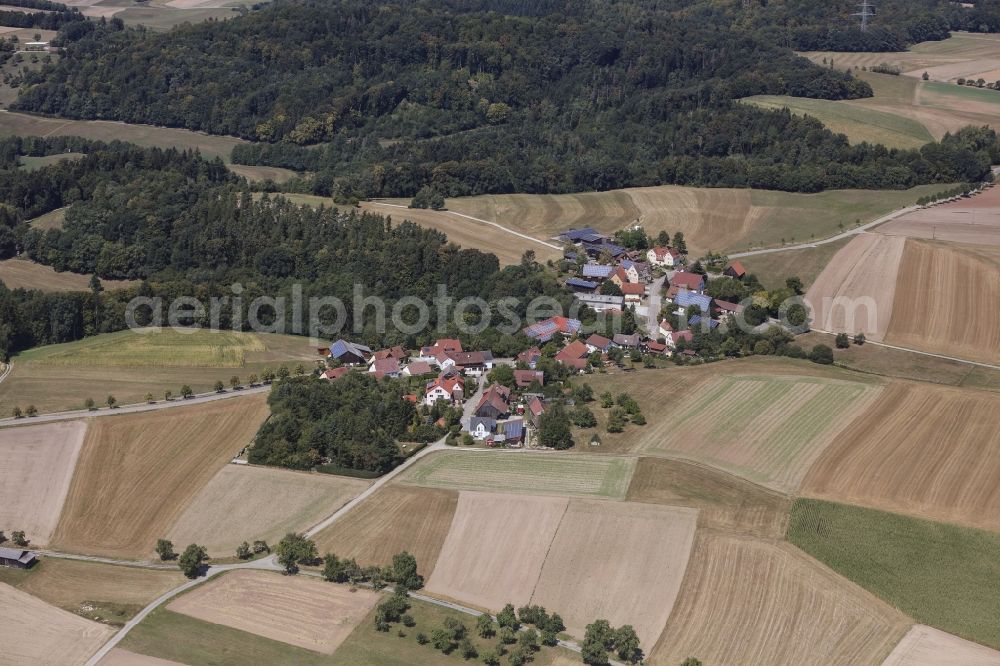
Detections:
[329, 339, 373, 365]
[0, 547, 37, 569]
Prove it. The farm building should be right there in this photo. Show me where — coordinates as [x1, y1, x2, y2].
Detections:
[689, 315, 720, 331]
[0, 547, 38, 569]
[24, 41, 49, 52]
[475, 384, 512, 419]
[724, 261, 747, 279]
[523, 316, 582, 342]
[614, 333, 641, 348]
[621, 282, 646, 303]
[559, 227, 602, 243]
[328, 340, 372, 365]
[582, 263, 615, 280]
[714, 300, 745, 319]
[566, 277, 599, 293]
[577, 293, 625, 312]
[372, 346, 407, 362]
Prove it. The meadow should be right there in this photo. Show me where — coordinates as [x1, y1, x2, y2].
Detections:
[399, 450, 636, 499]
[0, 257, 137, 292]
[0, 328, 317, 414]
[737, 237, 850, 290]
[787, 499, 1000, 650]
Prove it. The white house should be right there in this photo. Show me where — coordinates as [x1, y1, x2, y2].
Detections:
[647, 246, 682, 268]
[424, 375, 464, 406]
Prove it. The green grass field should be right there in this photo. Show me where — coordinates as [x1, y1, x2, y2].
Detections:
[738, 237, 851, 290]
[743, 95, 933, 149]
[400, 450, 636, 499]
[27, 207, 65, 230]
[788, 499, 1000, 650]
[18, 153, 84, 171]
[0, 328, 318, 414]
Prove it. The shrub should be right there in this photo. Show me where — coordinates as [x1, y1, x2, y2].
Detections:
[835, 333, 850, 349]
[809, 344, 834, 365]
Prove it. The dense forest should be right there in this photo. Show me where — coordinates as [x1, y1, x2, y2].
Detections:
[250, 373, 414, 471]
[0, 137, 572, 359]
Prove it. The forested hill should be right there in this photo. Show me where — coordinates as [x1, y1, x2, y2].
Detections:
[11, 0, 1000, 196]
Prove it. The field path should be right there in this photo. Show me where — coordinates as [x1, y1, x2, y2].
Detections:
[810, 329, 1000, 370]
[367, 201, 562, 251]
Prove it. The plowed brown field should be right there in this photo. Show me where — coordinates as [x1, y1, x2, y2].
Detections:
[802, 382, 1000, 532]
[51, 396, 270, 558]
[312, 485, 458, 577]
[885, 240, 1000, 364]
[649, 534, 909, 666]
[625, 458, 791, 538]
[880, 185, 1000, 246]
[806, 232, 906, 341]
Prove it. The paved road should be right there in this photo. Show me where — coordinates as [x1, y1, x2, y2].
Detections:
[0, 384, 270, 429]
[367, 201, 562, 251]
[645, 275, 666, 337]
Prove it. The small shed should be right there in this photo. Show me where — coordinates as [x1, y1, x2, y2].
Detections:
[0, 547, 38, 569]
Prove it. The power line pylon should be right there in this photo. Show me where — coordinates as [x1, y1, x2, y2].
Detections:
[853, 0, 874, 32]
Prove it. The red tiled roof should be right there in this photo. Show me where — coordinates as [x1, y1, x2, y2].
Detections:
[646, 341, 667, 353]
[374, 346, 406, 361]
[555, 340, 590, 369]
[514, 370, 544, 388]
[726, 261, 747, 277]
[371, 358, 401, 378]
[620, 282, 646, 296]
[671, 271, 704, 291]
[321, 367, 350, 380]
[714, 300, 744, 313]
[585, 334, 612, 349]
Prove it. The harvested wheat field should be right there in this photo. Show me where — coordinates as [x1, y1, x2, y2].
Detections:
[638, 374, 881, 492]
[0, 582, 115, 665]
[806, 232, 907, 341]
[51, 396, 270, 558]
[313, 484, 458, 577]
[883, 625, 1000, 666]
[880, 185, 1000, 246]
[649, 534, 909, 666]
[167, 569, 379, 654]
[0, 258, 137, 293]
[425, 492, 569, 611]
[167, 465, 368, 556]
[99, 649, 185, 666]
[530, 500, 697, 647]
[0, 420, 86, 545]
[885, 240, 1000, 364]
[802, 382, 1000, 532]
[626, 457, 791, 538]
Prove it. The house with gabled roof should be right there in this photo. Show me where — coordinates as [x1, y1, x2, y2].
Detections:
[369, 357, 402, 379]
[424, 374, 464, 406]
[0, 547, 37, 569]
[469, 416, 497, 441]
[674, 289, 713, 313]
[417, 338, 462, 363]
[647, 246, 682, 268]
[516, 346, 542, 368]
[402, 360, 434, 376]
[328, 339, 372, 366]
[514, 369, 544, 389]
[581, 263, 615, 280]
[321, 367, 351, 381]
[475, 384, 512, 419]
[620, 282, 646, 304]
[610, 266, 629, 287]
[724, 261, 747, 279]
[447, 351, 494, 376]
[585, 334, 614, 353]
[670, 271, 706, 293]
[555, 339, 590, 370]
[522, 316, 582, 342]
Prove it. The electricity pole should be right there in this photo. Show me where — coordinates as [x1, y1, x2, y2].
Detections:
[853, 0, 874, 33]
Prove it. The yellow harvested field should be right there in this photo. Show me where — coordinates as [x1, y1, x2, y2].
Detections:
[649, 535, 909, 666]
[167, 570, 379, 654]
[636, 373, 881, 492]
[883, 625, 1000, 666]
[167, 465, 368, 557]
[885, 240, 1000, 364]
[880, 185, 1000, 246]
[529, 500, 697, 647]
[425, 492, 569, 611]
[99, 649, 185, 666]
[802, 382, 1000, 533]
[0, 582, 115, 665]
[0, 258, 137, 293]
[0, 420, 86, 545]
[51, 396, 270, 558]
[312, 485, 458, 577]
[14, 557, 184, 617]
[626, 457, 791, 538]
[806, 232, 906, 341]
[227, 163, 297, 184]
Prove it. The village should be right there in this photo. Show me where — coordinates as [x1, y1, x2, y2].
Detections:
[317, 225, 772, 449]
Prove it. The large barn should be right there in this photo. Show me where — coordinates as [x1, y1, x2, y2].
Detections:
[0, 546, 38, 569]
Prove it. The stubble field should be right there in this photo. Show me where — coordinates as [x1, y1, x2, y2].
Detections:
[880, 184, 1000, 246]
[167, 465, 369, 557]
[167, 570, 380, 654]
[51, 395, 270, 558]
[0, 257, 137, 292]
[400, 450, 636, 499]
[312, 484, 459, 577]
[802, 382, 1000, 532]
[0, 420, 85, 545]
[649, 534, 909, 666]
[883, 625, 1000, 666]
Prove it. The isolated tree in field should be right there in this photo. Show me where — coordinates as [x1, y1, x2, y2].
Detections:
[581, 638, 610, 666]
[519, 628, 539, 651]
[572, 382, 594, 403]
[810, 344, 834, 365]
[252, 539, 270, 554]
[145, 393, 154, 404]
[155, 539, 175, 561]
[322, 553, 346, 582]
[26, 405, 37, 417]
[11, 531, 27, 547]
[164, 390, 172, 401]
[614, 625, 642, 663]
[672, 231, 687, 254]
[214, 380, 224, 393]
[248, 374, 258, 386]
[541, 629, 557, 646]
[236, 541, 251, 559]
[854, 332, 866, 345]
[178, 543, 207, 578]
[11, 406, 21, 419]
[277, 365, 290, 380]
[508, 647, 528, 666]
[276, 533, 318, 573]
[84, 397, 95, 411]
[631, 412, 646, 425]
[499, 627, 517, 645]
[477, 613, 495, 638]
[261, 368, 275, 383]
[607, 408, 626, 433]
[538, 403, 574, 450]
[180, 385, 193, 398]
[410, 185, 445, 210]
[106, 395, 117, 409]
[391, 551, 422, 590]
[230, 375, 240, 389]
[835, 333, 850, 349]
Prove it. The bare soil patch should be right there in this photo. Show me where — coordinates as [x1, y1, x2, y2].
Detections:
[806, 232, 906, 340]
[883, 625, 1000, 666]
[167, 569, 379, 654]
[885, 239, 1000, 364]
[529, 500, 697, 647]
[312, 484, 458, 577]
[51, 395, 270, 558]
[0, 582, 115, 665]
[626, 457, 791, 538]
[880, 186, 1000, 246]
[167, 465, 368, 557]
[802, 382, 1000, 532]
[648, 534, 909, 666]
[425, 491, 569, 611]
[0, 420, 85, 545]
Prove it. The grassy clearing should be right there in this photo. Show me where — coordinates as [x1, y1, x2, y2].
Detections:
[18, 153, 84, 170]
[738, 237, 851, 291]
[788, 499, 1000, 650]
[400, 450, 635, 499]
[0, 328, 317, 414]
[743, 95, 933, 148]
[0, 257, 137, 292]
[27, 207, 65, 230]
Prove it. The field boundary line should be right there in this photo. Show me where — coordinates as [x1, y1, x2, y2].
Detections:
[527, 499, 571, 604]
[811, 329, 1000, 370]
[367, 201, 562, 251]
